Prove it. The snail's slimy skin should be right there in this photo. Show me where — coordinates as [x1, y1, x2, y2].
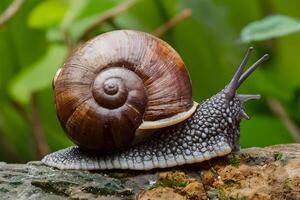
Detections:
[42, 90, 246, 170]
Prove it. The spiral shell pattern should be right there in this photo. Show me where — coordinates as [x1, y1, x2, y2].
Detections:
[54, 30, 193, 152]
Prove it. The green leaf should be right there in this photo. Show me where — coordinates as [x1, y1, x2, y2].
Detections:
[9, 44, 67, 104]
[241, 15, 300, 42]
[46, 27, 65, 42]
[65, 14, 100, 41]
[60, 0, 88, 31]
[46, 0, 88, 42]
[28, 0, 69, 29]
[0, 103, 34, 162]
[69, 0, 139, 41]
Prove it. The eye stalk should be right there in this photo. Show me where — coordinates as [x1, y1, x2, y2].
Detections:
[237, 94, 261, 102]
[224, 47, 269, 100]
[237, 54, 269, 88]
[237, 94, 261, 120]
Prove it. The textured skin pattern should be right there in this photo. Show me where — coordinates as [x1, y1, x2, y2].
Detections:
[42, 90, 243, 170]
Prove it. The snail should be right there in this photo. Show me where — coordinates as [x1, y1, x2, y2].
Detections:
[42, 30, 268, 170]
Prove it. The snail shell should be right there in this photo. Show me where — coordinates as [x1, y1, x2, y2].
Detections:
[53, 30, 196, 153]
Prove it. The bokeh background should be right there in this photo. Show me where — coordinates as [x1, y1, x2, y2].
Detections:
[0, 0, 300, 162]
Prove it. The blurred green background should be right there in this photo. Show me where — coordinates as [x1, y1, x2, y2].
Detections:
[0, 0, 300, 162]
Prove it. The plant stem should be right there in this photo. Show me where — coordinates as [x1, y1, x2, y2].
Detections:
[30, 93, 49, 159]
[80, 0, 138, 40]
[266, 97, 300, 142]
[0, 114, 19, 162]
[0, 0, 24, 28]
[152, 8, 192, 37]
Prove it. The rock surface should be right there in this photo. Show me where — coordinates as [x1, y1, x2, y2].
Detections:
[0, 144, 299, 200]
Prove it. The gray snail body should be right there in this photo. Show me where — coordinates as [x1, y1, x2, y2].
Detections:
[42, 30, 268, 170]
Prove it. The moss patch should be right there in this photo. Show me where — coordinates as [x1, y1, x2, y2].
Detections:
[227, 155, 241, 167]
[31, 180, 77, 196]
[273, 151, 289, 166]
[274, 152, 283, 161]
[83, 180, 133, 196]
[142, 171, 207, 199]
[149, 171, 189, 189]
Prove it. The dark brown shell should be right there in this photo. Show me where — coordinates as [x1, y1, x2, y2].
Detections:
[54, 30, 193, 152]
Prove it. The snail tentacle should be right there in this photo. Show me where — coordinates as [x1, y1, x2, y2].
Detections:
[237, 54, 269, 87]
[225, 47, 254, 99]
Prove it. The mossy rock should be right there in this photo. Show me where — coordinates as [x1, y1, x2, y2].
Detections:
[0, 144, 299, 199]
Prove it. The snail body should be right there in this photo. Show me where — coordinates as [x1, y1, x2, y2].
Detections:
[42, 30, 268, 170]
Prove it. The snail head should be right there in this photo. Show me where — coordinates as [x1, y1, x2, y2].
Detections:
[222, 47, 269, 121]
[199, 47, 268, 151]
